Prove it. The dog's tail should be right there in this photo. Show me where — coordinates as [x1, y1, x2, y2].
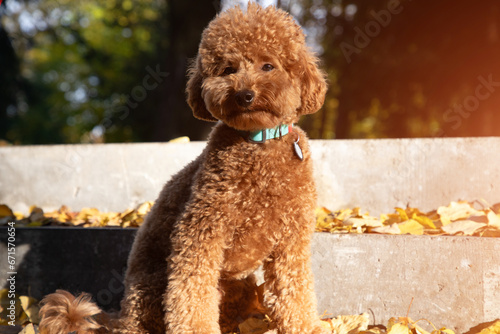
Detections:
[39, 290, 114, 334]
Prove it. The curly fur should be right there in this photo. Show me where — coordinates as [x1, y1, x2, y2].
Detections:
[187, 3, 326, 128]
[39, 3, 327, 334]
[39, 290, 112, 334]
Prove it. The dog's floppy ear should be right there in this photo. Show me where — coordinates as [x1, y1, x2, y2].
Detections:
[296, 50, 327, 116]
[186, 56, 218, 122]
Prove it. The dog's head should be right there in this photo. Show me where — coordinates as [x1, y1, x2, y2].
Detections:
[186, 3, 327, 131]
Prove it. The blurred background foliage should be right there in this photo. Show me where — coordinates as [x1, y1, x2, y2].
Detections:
[1, 0, 499, 144]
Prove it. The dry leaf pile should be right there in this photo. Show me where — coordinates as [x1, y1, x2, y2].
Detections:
[1, 200, 500, 238]
[0, 289, 39, 333]
[0, 202, 154, 228]
[316, 201, 500, 237]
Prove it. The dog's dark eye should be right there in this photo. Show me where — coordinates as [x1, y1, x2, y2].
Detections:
[262, 64, 274, 72]
[222, 67, 237, 76]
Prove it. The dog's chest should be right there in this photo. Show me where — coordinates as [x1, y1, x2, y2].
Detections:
[213, 141, 315, 277]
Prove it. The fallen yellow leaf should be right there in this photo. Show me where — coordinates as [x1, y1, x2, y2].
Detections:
[19, 323, 38, 334]
[383, 212, 405, 225]
[412, 213, 437, 230]
[137, 201, 154, 215]
[320, 319, 333, 331]
[326, 313, 370, 333]
[371, 223, 401, 235]
[360, 327, 386, 334]
[440, 220, 487, 236]
[168, 136, 190, 143]
[396, 208, 410, 221]
[19, 295, 40, 324]
[432, 328, 455, 334]
[316, 207, 335, 231]
[398, 219, 424, 235]
[437, 201, 481, 226]
[486, 210, 500, 228]
[0, 289, 21, 326]
[388, 317, 434, 334]
[388, 322, 411, 334]
[344, 217, 382, 228]
[338, 208, 358, 221]
[476, 320, 500, 334]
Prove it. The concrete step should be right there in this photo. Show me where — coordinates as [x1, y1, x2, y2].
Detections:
[1, 137, 499, 215]
[1, 137, 500, 332]
[311, 233, 500, 333]
[1, 227, 498, 333]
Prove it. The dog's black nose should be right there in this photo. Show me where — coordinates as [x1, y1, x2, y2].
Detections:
[236, 90, 255, 107]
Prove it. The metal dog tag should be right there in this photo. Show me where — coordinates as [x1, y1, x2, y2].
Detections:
[293, 135, 303, 161]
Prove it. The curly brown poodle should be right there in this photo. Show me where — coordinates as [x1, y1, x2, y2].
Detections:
[39, 3, 328, 334]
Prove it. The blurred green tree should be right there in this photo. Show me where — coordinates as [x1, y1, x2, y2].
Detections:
[2, 0, 500, 143]
[0, 0, 217, 144]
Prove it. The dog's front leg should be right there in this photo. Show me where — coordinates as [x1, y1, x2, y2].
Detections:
[164, 213, 228, 334]
[263, 236, 327, 334]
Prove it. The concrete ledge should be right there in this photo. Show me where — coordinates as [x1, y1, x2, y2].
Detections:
[1, 228, 499, 333]
[311, 233, 500, 333]
[1, 137, 500, 214]
[0, 142, 205, 214]
[1, 137, 500, 332]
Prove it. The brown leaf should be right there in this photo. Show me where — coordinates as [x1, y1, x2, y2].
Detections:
[0, 204, 14, 218]
[475, 320, 500, 334]
[238, 317, 272, 334]
[441, 220, 487, 236]
[28, 206, 44, 223]
[344, 217, 382, 228]
[371, 223, 401, 235]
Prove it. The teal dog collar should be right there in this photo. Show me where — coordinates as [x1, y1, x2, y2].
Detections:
[238, 123, 303, 160]
[242, 124, 292, 143]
